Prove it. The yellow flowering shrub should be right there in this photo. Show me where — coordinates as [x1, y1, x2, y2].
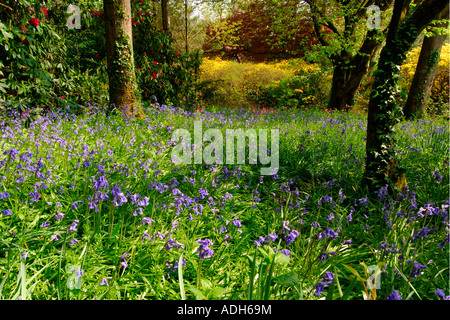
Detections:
[199, 57, 321, 107]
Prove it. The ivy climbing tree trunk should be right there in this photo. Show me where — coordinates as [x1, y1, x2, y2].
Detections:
[104, 0, 143, 118]
[403, 8, 449, 120]
[364, 0, 449, 191]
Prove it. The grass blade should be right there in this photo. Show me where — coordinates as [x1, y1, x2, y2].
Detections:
[178, 254, 186, 300]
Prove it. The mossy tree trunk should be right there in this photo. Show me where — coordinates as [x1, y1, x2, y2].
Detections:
[104, 0, 144, 118]
[364, 0, 449, 191]
[403, 8, 449, 120]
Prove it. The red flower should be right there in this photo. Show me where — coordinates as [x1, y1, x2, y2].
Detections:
[29, 18, 39, 27]
[41, 7, 47, 16]
[150, 50, 155, 54]
[152, 73, 157, 79]
[138, 11, 142, 15]
[90, 9, 95, 14]
[169, 34, 173, 38]
[133, 21, 138, 26]
[175, 53, 180, 57]
[95, 54, 100, 58]
[153, 61, 158, 66]
[145, 11, 150, 15]
[19, 25, 27, 33]
[139, 0, 143, 2]
[94, 11, 99, 16]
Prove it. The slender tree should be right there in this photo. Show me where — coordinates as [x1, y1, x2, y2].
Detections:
[364, 0, 449, 191]
[403, 8, 449, 119]
[104, 0, 144, 118]
[162, 0, 170, 31]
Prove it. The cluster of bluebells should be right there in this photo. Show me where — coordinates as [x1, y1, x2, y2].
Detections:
[254, 232, 278, 247]
[314, 272, 334, 297]
[386, 290, 402, 300]
[196, 238, 214, 260]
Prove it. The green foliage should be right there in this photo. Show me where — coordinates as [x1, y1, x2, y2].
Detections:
[131, 8, 202, 109]
[253, 68, 331, 109]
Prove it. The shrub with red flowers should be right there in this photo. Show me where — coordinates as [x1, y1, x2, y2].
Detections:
[29, 17, 39, 27]
[129, 1, 202, 108]
[0, 0, 80, 119]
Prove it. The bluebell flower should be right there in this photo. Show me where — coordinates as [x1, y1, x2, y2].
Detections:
[198, 188, 209, 199]
[100, 278, 109, 286]
[71, 200, 83, 210]
[2, 209, 13, 216]
[285, 230, 299, 245]
[435, 289, 450, 300]
[165, 238, 184, 251]
[142, 217, 155, 226]
[386, 290, 402, 300]
[196, 238, 214, 260]
[325, 212, 335, 221]
[268, 233, 277, 242]
[0, 191, 10, 200]
[231, 218, 242, 228]
[69, 220, 79, 232]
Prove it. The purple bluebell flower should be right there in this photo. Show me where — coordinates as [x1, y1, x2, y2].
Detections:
[0, 191, 10, 200]
[285, 230, 299, 245]
[50, 234, 61, 241]
[142, 217, 155, 226]
[324, 227, 339, 239]
[54, 212, 65, 220]
[165, 238, 185, 251]
[69, 220, 79, 232]
[2, 209, 13, 216]
[29, 191, 40, 204]
[325, 212, 335, 221]
[196, 238, 214, 260]
[314, 272, 334, 297]
[72, 201, 83, 210]
[435, 289, 450, 300]
[231, 218, 242, 228]
[100, 278, 109, 286]
[386, 290, 402, 300]
[409, 262, 427, 279]
[70, 238, 79, 245]
[268, 233, 277, 242]
[198, 188, 209, 199]
[41, 222, 50, 227]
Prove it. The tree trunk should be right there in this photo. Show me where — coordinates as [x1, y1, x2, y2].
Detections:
[104, 0, 143, 118]
[403, 9, 449, 119]
[327, 29, 386, 111]
[364, 0, 449, 191]
[161, 0, 170, 32]
[328, 60, 372, 111]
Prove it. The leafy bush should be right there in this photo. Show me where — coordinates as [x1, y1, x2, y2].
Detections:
[252, 61, 331, 109]
[199, 57, 311, 107]
[131, 10, 202, 109]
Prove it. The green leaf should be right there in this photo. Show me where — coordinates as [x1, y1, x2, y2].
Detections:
[188, 285, 206, 300]
[274, 252, 290, 266]
[272, 271, 299, 287]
